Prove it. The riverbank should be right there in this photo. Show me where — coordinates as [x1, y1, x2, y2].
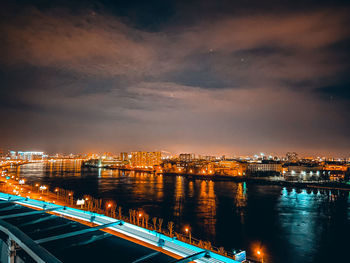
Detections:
[82, 163, 350, 191]
[164, 172, 350, 191]
[82, 163, 155, 173]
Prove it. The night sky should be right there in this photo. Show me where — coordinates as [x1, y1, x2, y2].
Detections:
[0, 0, 349, 156]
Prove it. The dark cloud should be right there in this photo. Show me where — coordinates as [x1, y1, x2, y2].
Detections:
[318, 82, 350, 100]
[0, 0, 349, 156]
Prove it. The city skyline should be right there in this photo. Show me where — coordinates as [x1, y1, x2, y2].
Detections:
[2, 148, 349, 160]
[1, 0, 350, 155]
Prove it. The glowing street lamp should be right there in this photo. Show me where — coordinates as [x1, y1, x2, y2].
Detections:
[55, 188, 59, 199]
[257, 250, 263, 263]
[68, 192, 73, 205]
[184, 226, 191, 244]
[39, 185, 47, 194]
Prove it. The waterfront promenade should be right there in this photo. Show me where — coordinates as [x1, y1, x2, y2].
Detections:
[0, 192, 239, 263]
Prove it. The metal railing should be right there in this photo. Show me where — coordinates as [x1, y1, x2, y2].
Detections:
[0, 218, 61, 263]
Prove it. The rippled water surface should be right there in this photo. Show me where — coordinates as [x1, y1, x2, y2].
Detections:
[8, 161, 350, 262]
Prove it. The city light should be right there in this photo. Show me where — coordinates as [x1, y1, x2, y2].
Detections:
[0, 148, 349, 262]
[0, 1, 349, 261]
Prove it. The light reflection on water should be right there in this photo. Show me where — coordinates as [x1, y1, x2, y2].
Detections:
[7, 161, 350, 263]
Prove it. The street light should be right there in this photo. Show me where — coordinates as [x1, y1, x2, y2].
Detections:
[39, 185, 47, 194]
[185, 226, 191, 244]
[55, 188, 59, 199]
[257, 250, 263, 263]
[68, 193, 73, 205]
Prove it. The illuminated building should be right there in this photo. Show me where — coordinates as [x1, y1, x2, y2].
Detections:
[323, 163, 349, 181]
[130, 151, 161, 168]
[216, 160, 247, 176]
[179, 153, 195, 162]
[284, 164, 323, 180]
[198, 155, 216, 161]
[286, 152, 298, 162]
[323, 164, 348, 172]
[119, 152, 129, 161]
[247, 162, 282, 174]
[10, 151, 45, 161]
[286, 165, 322, 174]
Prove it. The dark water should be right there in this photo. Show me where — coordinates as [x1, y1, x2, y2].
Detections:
[8, 161, 350, 263]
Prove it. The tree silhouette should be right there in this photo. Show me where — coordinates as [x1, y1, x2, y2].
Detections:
[167, 221, 174, 237]
[152, 217, 157, 230]
[158, 218, 163, 232]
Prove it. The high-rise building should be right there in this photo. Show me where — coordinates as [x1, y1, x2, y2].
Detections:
[119, 152, 129, 161]
[130, 151, 161, 167]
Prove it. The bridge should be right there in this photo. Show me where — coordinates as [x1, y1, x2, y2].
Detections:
[0, 192, 240, 263]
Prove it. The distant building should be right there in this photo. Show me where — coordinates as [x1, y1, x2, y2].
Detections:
[216, 160, 247, 176]
[130, 151, 161, 168]
[119, 152, 129, 161]
[286, 165, 322, 175]
[286, 152, 298, 162]
[179, 153, 195, 162]
[283, 165, 324, 181]
[247, 162, 282, 175]
[8, 151, 45, 161]
[323, 163, 348, 172]
[10, 151, 17, 159]
[323, 163, 349, 181]
[198, 155, 216, 161]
